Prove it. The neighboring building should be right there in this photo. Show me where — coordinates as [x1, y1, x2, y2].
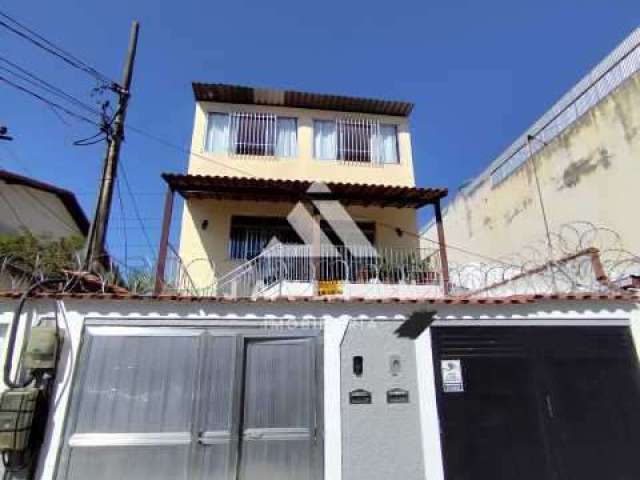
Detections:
[156, 84, 450, 297]
[0, 292, 638, 480]
[0, 169, 88, 289]
[422, 28, 640, 276]
[0, 169, 88, 239]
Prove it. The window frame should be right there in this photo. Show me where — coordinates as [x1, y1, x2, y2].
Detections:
[204, 111, 298, 159]
[312, 118, 401, 164]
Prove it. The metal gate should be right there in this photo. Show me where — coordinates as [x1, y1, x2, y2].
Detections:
[431, 326, 640, 480]
[55, 326, 322, 480]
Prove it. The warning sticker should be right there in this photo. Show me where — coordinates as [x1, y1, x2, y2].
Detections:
[441, 359, 464, 393]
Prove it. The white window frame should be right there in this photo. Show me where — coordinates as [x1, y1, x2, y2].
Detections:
[204, 111, 298, 158]
[313, 118, 400, 164]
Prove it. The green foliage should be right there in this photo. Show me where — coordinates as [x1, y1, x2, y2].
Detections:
[124, 269, 155, 294]
[0, 232, 84, 277]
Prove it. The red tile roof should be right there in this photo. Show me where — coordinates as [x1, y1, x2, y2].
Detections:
[0, 291, 635, 305]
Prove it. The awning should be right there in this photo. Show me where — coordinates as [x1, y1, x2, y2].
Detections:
[161, 173, 448, 208]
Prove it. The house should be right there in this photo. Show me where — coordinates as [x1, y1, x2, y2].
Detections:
[0, 292, 638, 480]
[421, 27, 640, 285]
[154, 84, 451, 298]
[0, 169, 89, 289]
[1, 80, 640, 480]
[0, 169, 88, 240]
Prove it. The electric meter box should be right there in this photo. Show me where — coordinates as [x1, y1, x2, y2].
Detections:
[0, 388, 38, 451]
[24, 325, 58, 370]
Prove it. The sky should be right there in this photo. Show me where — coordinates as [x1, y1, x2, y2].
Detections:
[0, 0, 638, 269]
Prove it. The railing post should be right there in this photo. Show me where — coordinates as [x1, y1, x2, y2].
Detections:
[434, 200, 450, 296]
[154, 186, 175, 295]
[312, 209, 321, 295]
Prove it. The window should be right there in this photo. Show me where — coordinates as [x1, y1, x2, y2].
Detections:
[229, 216, 303, 260]
[313, 119, 399, 164]
[205, 112, 297, 157]
[228, 216, 376, 260]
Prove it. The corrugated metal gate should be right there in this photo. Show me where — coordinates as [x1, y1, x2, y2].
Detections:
[432, 326, 640, 480]
[55, 326, 322, 480]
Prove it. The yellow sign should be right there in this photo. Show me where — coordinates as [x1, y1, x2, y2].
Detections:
[318, 280, 343, 296]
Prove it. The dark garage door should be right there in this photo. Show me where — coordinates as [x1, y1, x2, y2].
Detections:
[432, 326, 640, 480]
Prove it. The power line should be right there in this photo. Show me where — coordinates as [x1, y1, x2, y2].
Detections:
[0, 10, 527, 271]
[21, 187, 81, 234]
[0, 55, 103, 117]
[119, 158, 157, 260]
[0, 74, 100, 126]
[115, 175, 128, 270]
[0, 10, 115, 86]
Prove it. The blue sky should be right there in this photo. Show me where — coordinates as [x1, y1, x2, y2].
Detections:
[0, 0, 638, 267]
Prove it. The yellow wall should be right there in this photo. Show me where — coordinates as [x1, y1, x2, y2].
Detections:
[179, 198, 420, 287]
[422, 73, 640, 266]
[187, 101, 416, 186]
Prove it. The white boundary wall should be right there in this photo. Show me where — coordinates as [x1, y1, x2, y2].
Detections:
[0, 298, 636, 480]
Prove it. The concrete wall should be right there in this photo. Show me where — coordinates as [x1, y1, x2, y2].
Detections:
[0, 298, 636, 480]
[341, 321, 425, 480]
[179, 198, 420, 282]
[422, 72, 640, 266]
[188, 101, 416, 187]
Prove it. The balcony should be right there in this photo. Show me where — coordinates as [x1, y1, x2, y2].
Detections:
[160, 244, 445, 299]
[154, 173, 450, 297]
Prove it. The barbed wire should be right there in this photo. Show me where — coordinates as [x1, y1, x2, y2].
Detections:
[1, 222, 637, 297]
[448, 221, 640, 296]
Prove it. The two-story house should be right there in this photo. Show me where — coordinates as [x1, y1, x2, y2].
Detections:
[155, 83, 450, 297]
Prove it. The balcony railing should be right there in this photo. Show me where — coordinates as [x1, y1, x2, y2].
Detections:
[215, 244, 443, 299]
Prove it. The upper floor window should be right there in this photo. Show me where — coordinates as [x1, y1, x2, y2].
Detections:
[313, 119, 399, 164]
[205, 112, 297, 157]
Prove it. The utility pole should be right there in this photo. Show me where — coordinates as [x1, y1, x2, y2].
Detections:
[84, 21, 139, 271]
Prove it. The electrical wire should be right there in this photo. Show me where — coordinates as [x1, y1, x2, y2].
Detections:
[0, 56, 103, 117]
[21, 187, 81, 235]
[119, 160, 157, 260]
[0, 11, 115, 87]
[3, 279, 62, 389]
[0, 75, 100, 127]
[115, 175, 129, 270]
[0, 187, 29, 231]
[0, 10, 528, 270]
[125, 123, 521, 267]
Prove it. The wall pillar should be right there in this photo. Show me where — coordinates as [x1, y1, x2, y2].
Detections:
[154, 186, 175, 295]
[434, 200, 450, 295]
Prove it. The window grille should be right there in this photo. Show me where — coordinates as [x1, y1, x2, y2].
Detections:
[314, 119, 399, 164]
[205, 112, 297, 158]
[228, 215, 376, 260]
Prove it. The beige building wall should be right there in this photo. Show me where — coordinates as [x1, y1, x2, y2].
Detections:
[0, 182, 83, 239]
[422, 72, 640, 266]
[187, 101, 416, 186]
[178, 100, 422, 287]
